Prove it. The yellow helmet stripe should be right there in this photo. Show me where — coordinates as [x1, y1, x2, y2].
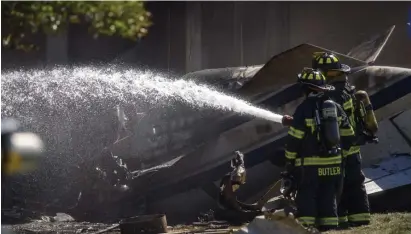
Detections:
[308, 73, 314, 80]
[318, 58, 324, 64]
[302, 73, 307, 79]
[326, 58, 332, 64]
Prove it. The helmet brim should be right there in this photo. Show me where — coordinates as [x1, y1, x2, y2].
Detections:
[297, 70, 335, 92]
[299, 81, 335, 92]
[328, 63, 351, 73]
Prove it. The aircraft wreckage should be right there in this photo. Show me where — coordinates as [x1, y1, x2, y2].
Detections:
[4, 25, 411, 225]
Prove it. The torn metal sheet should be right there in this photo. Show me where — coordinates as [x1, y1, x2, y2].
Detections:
[130, 155, 184, 179]
[348, 25, 396, 63]
[364, 154, 411, 195]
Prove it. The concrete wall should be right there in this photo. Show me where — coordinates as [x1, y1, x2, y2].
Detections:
[188, 1, 411, 70]
[288, 2, 411, 68]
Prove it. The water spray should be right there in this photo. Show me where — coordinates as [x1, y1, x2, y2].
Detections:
[1, 66, 285, 215]
[1, 66, 284, 123]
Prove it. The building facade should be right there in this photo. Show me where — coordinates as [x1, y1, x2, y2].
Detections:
[2, 2, 410, 72]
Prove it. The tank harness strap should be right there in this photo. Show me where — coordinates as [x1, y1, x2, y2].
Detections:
[314, 99, 328, 155]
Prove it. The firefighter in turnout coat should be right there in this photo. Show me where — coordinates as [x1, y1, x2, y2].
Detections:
[312, 52, 378, 227]
[283, 68, 355, 231]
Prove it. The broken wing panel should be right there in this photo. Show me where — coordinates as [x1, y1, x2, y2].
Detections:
[363, 154, 411, 195]
[347, 25, 396, 64]
[240, 43, 367, 99]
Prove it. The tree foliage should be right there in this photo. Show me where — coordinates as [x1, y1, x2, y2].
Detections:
[2, 1, 152, 51]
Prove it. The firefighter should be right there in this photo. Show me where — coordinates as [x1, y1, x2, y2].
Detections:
[312, 52, 377, 227]
[2, 118, 44, 224]
[215, 151, 262, 224]
[283, 68, 355, 231]
[1, 118, 44, 176]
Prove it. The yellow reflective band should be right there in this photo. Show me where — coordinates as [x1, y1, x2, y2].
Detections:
[305, 118, 315, 126]
[318, 217, 338, 226]
[294, 155, 342, 167]
[315, 74, 321, 80]
[5, 151, 22, 175]
[343, 99, 354, 110]
[304, 118, 315, 133]
[342, 146, 361, 157]
[303, 73, 307, 79]
[297, 216, 316, 225]
[288, 126, 305, 139]
[349, 115, 357, 130]
[308, 74, 314, 80]
[332, 56, 339, 62]
[285, 150, 297, 160]
[340, 127, 355, 136]
[338, 216, 348, 223]
[319, 58, 324, 64]
[348, 213, 371, 222]
[326, 58, 332, 64]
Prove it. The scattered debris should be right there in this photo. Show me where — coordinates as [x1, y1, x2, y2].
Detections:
[54, 213, 75, 222]
[2, 221, 118, 234]
[197, 210, 216, 223]
[40, 216, 53, 222]
[234, 213, 318, 234]
[119, 214, 167, 234]
[90, 224, 120, 234]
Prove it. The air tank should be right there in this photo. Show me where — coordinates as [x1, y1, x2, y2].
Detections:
[354, 90, 379, 135]
[321, 100, 341, 148]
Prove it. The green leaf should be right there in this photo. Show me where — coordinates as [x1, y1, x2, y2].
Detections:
[2, 1, 152, 51]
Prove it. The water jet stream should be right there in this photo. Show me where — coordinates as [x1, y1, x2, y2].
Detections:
[1, 66, 283, 123]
